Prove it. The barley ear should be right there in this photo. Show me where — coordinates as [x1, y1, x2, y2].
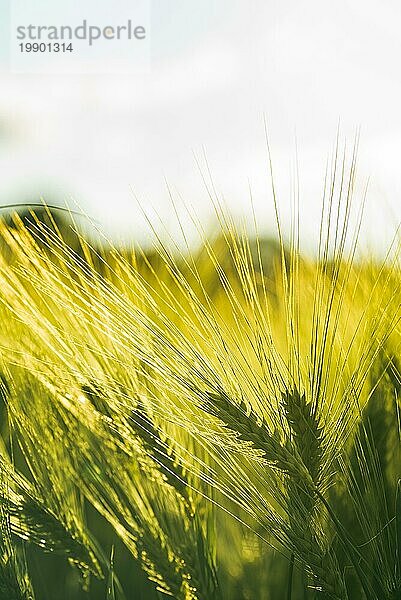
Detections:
[283, 389, 347, 599]
[204, 390, 311, 483]
[283, 388, 324, 488]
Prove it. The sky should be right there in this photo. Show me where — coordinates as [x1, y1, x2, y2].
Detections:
[0, 0, 400, 251]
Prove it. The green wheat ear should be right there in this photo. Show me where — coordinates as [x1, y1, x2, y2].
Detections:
[205, 388, 346, 597]
[81, 383, 219, 598]
[82, 383, 192, 509]
[129, 400, 192, 507]
[204, 390, 312, 483]
[281, 389, 346, 599]
[282, 388, 324, 487]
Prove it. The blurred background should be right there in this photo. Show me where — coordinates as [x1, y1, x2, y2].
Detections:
[1, 0, 401, 245]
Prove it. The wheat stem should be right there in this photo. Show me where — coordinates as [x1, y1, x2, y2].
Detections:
[286, 553, 294, 600]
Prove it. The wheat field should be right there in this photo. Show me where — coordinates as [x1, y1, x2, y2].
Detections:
[0, 152, 399, 599]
